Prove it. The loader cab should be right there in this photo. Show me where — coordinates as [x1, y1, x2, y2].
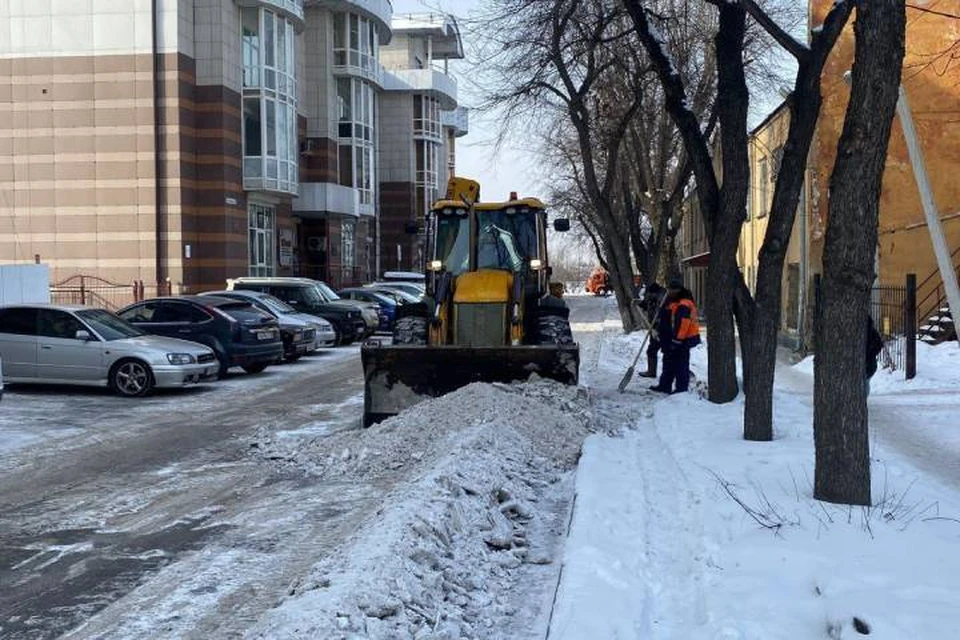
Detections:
[427, 198, 552, 299]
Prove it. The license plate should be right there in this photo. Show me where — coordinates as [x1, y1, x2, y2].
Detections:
[257, 331, 272, 341]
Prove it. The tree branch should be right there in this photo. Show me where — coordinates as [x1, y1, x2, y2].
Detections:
[738, 0, 809, 62]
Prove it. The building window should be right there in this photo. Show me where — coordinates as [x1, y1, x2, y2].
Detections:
[333, 12, 379, 78]
[342, 220, 356, 269]
[414, 94, 441, 140]
[415, 138, 440, 224]
[337, 77, 376, 205]
[242, 7, 298, 195]
[758, 156, 768, 218]
[249, 204, 276, 276]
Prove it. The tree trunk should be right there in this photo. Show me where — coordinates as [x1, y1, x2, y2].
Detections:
[814, 0, 905, 506]
[740, 4, 854, 442]
[743, 65, 830, 441]
[705, 5, 750, 404]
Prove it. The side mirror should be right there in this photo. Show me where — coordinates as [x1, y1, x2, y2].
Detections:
[553, 218, 571, 232]
[75, 330, 93, 342]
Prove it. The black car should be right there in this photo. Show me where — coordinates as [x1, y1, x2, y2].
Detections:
[117, 296, 283, 377]
[227, 277, 368, 345]
[201, 290, 321, 361]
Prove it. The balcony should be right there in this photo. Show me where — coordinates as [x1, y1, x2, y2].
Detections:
[441, 107, 469, 137]
[382, 69, 457, 109]
[332, 58, 386, 89]
[294, 183, 368, 218]
[306, 0, 393, 40]
[244, 157, 299, 197]
[239, 0, 306, 30]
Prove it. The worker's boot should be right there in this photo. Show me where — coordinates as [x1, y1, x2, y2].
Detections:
[637, 354, 658, 378]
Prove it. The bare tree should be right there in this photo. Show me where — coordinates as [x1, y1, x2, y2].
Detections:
[735, 2, 853, 440]
[814, 1, 906, 506]
[624, 0, 853, 416]
[476, 0, 648, 331]
[624, 0, 749, 403]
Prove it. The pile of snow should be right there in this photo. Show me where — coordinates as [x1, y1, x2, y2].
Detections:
[248, 377, 597, 639]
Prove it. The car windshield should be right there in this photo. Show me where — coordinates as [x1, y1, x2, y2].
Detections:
[314, 282, 341, 301]
[76, 309, 146, 341]
[214, 302, 270, 323]
[257, 294, 296, 315]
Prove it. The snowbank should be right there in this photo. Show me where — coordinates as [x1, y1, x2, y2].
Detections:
[555, 329, 960, 639]
[247, 378, 598, 639]
[794, 340, 960, 395]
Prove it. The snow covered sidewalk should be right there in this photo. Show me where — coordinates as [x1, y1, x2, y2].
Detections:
[553, 325, 960, 639]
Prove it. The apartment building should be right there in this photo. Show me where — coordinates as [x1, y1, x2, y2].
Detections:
[293, 0, 393, 288]
[0, 1, 467, 293]
[378, 12, 466, 273]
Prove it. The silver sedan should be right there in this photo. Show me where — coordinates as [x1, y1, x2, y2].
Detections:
[0, 304, 218, 397]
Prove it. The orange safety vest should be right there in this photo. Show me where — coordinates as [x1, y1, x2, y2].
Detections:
[669, 298, 701, 341]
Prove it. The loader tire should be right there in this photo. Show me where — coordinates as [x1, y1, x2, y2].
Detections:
[536, 314, 574, 345]
[393, 315, 428, 345]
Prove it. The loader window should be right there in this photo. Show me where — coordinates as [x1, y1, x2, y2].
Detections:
[435, 213, 471, 274]
[477, 210, 539, 273]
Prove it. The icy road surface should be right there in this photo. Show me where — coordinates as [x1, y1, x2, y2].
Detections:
[0, 347, 366, 638]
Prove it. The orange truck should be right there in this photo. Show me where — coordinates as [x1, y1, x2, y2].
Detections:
[585, 267, 610, 296]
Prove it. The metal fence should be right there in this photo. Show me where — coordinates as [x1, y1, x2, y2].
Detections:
[49, 275, 174, 311]
[813, 275, 915, 377]
[871, 285, 907, 372]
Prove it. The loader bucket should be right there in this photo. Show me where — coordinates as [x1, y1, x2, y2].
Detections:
[360, 342, 580, 427]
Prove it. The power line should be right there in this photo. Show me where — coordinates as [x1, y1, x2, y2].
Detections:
[906, 4, 960, 20]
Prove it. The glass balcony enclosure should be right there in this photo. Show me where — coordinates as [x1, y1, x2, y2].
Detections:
[242, 6, 300, 196]
[333, 12, 384, 86]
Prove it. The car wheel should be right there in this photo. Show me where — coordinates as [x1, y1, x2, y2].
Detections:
[110, 359, 154, 397]
[215, 352, 230, 379]
[285, 354, 301, 363]
[242, 362, 269, 374]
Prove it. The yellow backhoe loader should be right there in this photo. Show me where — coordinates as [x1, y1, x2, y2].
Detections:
[360, 177, 580, 426]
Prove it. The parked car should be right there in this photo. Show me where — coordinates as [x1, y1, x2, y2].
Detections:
[364, 285, 421, 306]
[310, 280, 381, 336]
[338, 288, 399, 332]
[364, 281, 425, 299]
[0, 304, 218, 396]
[226, 277, 368, 345]
[117, 296, 283, 377]
[201, 290, 337, 354]
[0, 355, 4, 401]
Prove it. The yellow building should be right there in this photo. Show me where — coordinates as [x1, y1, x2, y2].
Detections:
[733, 3, 960, 348]
[738, 101, 811, 345]
[810, 1, 960, 320]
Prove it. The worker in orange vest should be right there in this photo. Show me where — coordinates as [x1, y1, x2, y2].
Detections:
[650, 279, 701, 394]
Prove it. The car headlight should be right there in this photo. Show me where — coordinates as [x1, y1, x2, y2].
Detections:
[167, 353, 196, 365]
[316, 320, 333, 331]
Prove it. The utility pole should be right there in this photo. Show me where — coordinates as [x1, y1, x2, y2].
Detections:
[896, 85, 960, 347]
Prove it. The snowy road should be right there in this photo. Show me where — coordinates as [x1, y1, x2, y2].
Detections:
[0, 296, 608, 639]
[0, 348, 371, 639]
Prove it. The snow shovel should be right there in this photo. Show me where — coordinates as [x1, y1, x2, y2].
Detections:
[618, 295, 666, 393]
